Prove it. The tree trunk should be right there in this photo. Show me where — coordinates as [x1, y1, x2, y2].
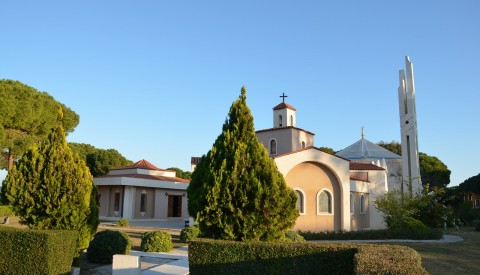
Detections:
[7, 152, 14, 170]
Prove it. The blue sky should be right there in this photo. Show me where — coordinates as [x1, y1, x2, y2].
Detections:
[1, 1, 479, 186]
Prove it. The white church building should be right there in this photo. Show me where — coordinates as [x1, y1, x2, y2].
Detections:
[254, 56, 421, 232]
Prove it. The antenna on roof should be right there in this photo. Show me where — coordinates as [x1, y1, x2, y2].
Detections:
[361, 127, 365, 139]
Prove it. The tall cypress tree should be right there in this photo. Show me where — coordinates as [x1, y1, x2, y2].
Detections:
[187, 87, 298, 241]
[2, 110, 98, 251]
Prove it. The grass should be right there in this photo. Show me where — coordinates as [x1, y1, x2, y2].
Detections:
[400, 227, 480, 275]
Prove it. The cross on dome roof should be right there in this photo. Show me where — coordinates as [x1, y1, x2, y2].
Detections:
[280, 92, 288, 102]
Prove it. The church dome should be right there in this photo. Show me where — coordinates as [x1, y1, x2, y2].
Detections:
[336, 138, 401, 160]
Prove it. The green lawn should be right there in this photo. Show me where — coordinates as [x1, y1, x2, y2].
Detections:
[401, 227, 480, 275]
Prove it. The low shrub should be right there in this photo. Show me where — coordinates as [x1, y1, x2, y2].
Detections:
[180, 225, 200, 243]
[390, 217, 428, 230]
[283, 230, 306, 243]
[0, 205, 14, 217]
[116, 218, 129, 227]
[189, 239, 355, 274]
[0, 227, 77, 275]
[189, 239, 427, 274]
[87, 230, 131, 264]
[299, 228, 443, 240]
[354, 244, 427, 274]
[141, 230, 173, 252]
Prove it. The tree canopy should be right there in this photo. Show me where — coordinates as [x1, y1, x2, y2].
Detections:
[187, 87, 298, 241]
[69, 143, 132, 177]
[1, 118, 98, 252]
[0, 79, 79, 170]
[377, 141, 451, 189]
[457, 173, 480, 194]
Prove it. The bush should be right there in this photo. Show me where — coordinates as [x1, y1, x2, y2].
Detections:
[116, 218, 129, 227]
[283, 230, 306, 243]
[354, 244, 427, 274]
[87, 230, 131, 264]
[0, 227, 77, 275]
[0, 205, 14, 217]
[299, 228, 443, 240]
[141, 230, 173, 252]
[180, 225, 200, 243]
[189, 239, 427, 275]
[390, 217, 428, 230]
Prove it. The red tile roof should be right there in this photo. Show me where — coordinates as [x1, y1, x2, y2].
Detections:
[111, 159, 169, 171]
[350, 175, 370, 182]
[273, 102, 296, 111]
[98, 173, 190, 183]
[273, 146, 348, 161]
[349, 162, 385, 171]
[255, 126, 315, 136]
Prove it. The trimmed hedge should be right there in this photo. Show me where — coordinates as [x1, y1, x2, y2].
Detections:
[0, 227, 78, 275]
[189, 239, 427, 275]
[354, 244, 427, 274]
[299, 228, 443, 241]
[189, 239, 356, 274]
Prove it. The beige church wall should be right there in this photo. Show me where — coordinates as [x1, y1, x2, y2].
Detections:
[292, 130, 314, 152]
[256, 128, 293, 156]
[133, 188, 155, 219]
[350, 192, 370, 230]
[96, 186, 110, 217]
[286, 161, 340, 232]
[275, 148, 351, 231]
[154, 189, 168, 219]
[106, 186, 124, 218]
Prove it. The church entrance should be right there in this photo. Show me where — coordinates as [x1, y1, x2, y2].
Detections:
[167, 195, 182, 217]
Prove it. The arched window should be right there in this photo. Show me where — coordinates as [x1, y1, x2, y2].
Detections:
[301, 141, 306, 149]
[294, 189, 305, 214]
[290, 115, 294, 126]
[317, 189, 332, 214]
[360, 194, 366, 214]
[270, 139, 277, 155]
[350, 194, 354, 214]
[279, 115, 283, 127]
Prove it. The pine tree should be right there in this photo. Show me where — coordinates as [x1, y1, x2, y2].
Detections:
[187, 87, 298, 241]
[2, 110, 98, 251]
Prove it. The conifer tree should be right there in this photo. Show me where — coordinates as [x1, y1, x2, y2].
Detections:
[1, 110, 98, 251]
[187, 87, 298, 241]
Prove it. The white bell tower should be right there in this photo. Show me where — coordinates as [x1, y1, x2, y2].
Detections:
[273, 93, 296, 128]
[398, 56, 422, 195]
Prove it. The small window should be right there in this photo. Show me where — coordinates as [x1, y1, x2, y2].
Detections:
[360, 194, 366, 214]
[270, 139, 277, 155]
[301, 141, 306, 149]
[114, 193, 120, 211]
[350, 194, 354, 214]
[318, 190, 332, 214]
[290, 115, 293, 126]
[295, 189, 305, 214]
[279, 115, 283, 127]
[140, 193, 147, 213]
